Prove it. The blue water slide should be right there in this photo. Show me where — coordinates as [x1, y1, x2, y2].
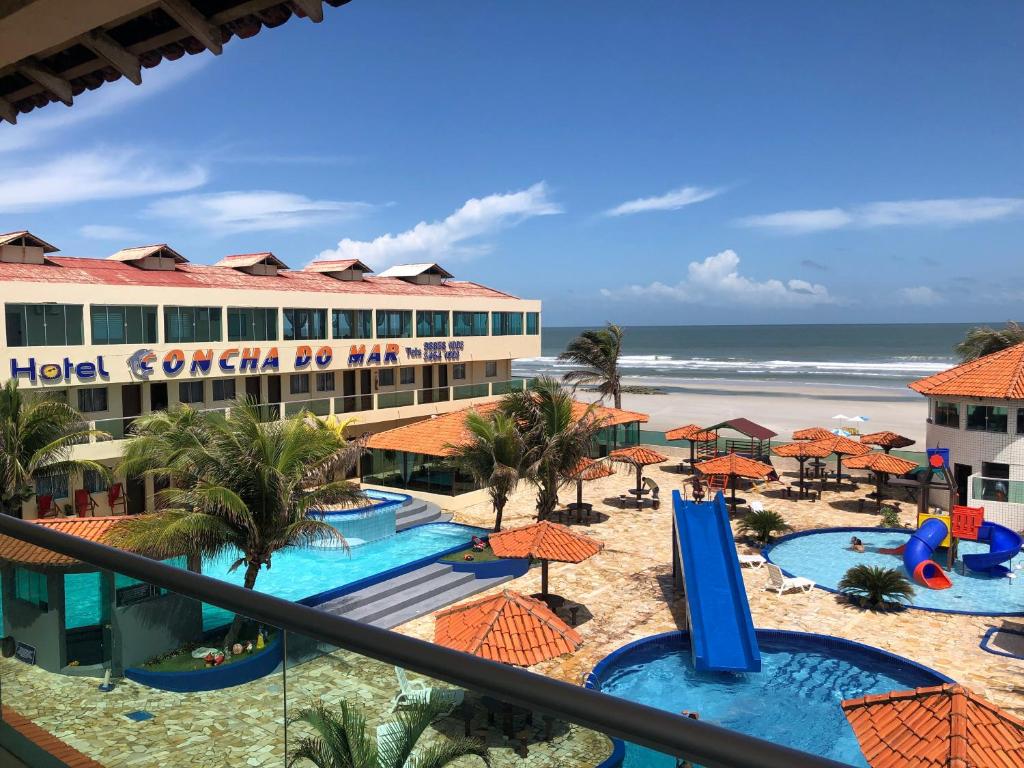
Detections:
[903, 517, 952, 589]
[963, 522, 1023, 577]
[672, 490, 761, 673]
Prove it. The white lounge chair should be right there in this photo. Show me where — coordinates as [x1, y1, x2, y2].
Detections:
[765, 563, 814, 595]
[738, 553, 766, 568]
[391, 667, 464, 713]
[749, 501, 765, 513]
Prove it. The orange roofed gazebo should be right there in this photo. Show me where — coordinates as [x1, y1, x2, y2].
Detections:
[772, 441, 833, 498]
[665, 424, 718, 472]
[608, 446, 669, 506]
[694, 453, 775, 510]
[859, 431, 915, 453]
[566, 458, 615, 521]
[792, 427, 833, 441]
[434, 589, 582, 667]
[489, 521, 603, 599]
[842, 683, 1024, 768]
[844, 452, 919, 508]
[808, 434, 871, 490]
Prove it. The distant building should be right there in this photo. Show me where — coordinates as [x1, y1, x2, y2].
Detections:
[0, 231, 540, 518]
[910, 342, 1024, 530]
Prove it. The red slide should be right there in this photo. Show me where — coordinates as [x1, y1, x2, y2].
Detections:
[912, 559, 952, 590]
[878, 544, 905, 556]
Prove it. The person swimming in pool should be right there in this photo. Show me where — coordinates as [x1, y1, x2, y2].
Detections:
[849, 536, 865, 553]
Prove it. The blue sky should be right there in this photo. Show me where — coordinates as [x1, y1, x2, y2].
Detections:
[1, 1, 1021, 325]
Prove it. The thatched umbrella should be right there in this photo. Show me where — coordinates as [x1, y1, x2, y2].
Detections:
[808, 434, 871, 490]
[665, 424, 718, 471]
[771, 441, 833, 498]
[843, 451, 918, 508]
[565, 458, 615, 521]
[434, 589, 582, 666]
[859, 431, 916, 454]
[608, 446, 669, 502]
[792, 426, 833, 441]
[694, 452, 775, 510]
[489, 520, 603, 598]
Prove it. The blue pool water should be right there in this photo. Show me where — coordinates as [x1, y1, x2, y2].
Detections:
[598, 633, 949, 767]
[767, 529, 1024, 614]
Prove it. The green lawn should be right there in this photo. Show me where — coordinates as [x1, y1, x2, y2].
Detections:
[142, 626, 277, 672]
[440, 546, 501, 563]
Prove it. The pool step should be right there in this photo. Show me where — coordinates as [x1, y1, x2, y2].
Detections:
[394, 498, 449, 531]
[318, 563, 513, 629]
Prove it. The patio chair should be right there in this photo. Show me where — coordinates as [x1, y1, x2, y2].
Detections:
[765, 564, 814, 595]
[392, 667, 464, 714]
[749, 500, 765, 514]
[107, 482, 128, 515]
[73, 489, 97, 517]
[36, 494, 56, 519]
[738, 553, 766, 568]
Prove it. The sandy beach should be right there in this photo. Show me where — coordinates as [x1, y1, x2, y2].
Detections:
[573, 377, 928, 445]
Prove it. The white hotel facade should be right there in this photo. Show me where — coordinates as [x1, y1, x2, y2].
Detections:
[0, 231, 541, 518]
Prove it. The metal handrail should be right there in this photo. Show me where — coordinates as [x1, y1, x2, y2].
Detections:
[0, 515, 850, 768]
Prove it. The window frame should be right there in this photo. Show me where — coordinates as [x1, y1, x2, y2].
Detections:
[378, 369, 396, 387]
[966, 404, 1008, 433]
[934, 401, 959, 428]
[178, 380, 205, 405]
[526, 312, 540, 336]
[376, 310, 413, 339]
[284, 308, 328, 341]
[316, 371, 336, 392]
[331, 309, 373, 340]
[90, 304, 158, 345]
[399, 367, 415, 385]
[77, 386, 108, 413]
[289, 373, 311, 395]
[5, 303, 84, 347]
[212, 379, 237, 402]
[164, 305, 223, 344]
[453, 311, 488, 337]
[227, 307, 278, 342]
[485, 361, 498, 378]
[452, 363, 467, 380]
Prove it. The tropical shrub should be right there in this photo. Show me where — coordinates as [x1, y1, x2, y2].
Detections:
[738, 509, 791, 544]
[877, 506, 902, 528]
[838, 565, 914, 610]
[954, 321, 1024, 361]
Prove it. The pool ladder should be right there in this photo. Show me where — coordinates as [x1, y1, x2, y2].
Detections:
[581, 671, 601, 690]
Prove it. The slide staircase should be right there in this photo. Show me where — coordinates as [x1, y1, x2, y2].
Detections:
[672, 491, 761, 673]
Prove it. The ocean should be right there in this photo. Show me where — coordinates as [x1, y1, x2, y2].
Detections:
[514, 323, 980, 392]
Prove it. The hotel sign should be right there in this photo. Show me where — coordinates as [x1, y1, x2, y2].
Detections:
[10, 356, 110, 383]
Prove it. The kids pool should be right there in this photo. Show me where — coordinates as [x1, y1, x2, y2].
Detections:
[593, 630, 951, 767]
[766, 528, 1024, 615]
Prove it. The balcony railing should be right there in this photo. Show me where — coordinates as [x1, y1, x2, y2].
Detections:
[0, 515, 846, 768]
[970, 475, 1024, 504]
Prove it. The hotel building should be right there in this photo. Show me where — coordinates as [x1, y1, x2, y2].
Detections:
[910, 342, 1024, 531]
[0, 231, 541, 518]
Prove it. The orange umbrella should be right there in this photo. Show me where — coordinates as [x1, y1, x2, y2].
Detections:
[808, 435, 871, 489]
[665, 424, 718, 470]
[844, 451, 919, 507]
[793, 427, 833, 441]
[608, 446, 669, 500]
[489, 520, 604, 597]
[565, 458, 615, 518]
[772, 441, 833, 498]
[694, 452, 775, 509]
[434, 589, 582, 666]
[859, 431, 915, 454]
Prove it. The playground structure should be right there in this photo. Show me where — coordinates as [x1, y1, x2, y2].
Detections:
[899, 451, 1023, 590]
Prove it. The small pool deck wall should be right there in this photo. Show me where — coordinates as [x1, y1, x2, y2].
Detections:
[763, 526, 1024, 617]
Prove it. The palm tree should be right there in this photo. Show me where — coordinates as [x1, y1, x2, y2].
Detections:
[288, 696, 488, 768]
[0, 379, 109, 518]
[954, 321, 1024, 361]
[838, 565, 915, 610]
[737, 509, 791, 544]
[558, 323, 625, 408]
[445, 410, 530, 532]
[108, 400, 365, 645]
[501, 377, 603, 520]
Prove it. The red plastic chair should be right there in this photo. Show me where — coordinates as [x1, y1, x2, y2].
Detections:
[36, 494, 56, 519]
[107, 482, 128, 515]
[74, 489, 97, 518]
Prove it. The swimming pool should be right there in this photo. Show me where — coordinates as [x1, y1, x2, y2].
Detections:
[766, 528, 1024, 615]
[593, 630, 951, 767]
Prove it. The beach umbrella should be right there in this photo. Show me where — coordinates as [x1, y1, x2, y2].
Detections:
[665, 424, 718, 469]
[793, 427, 833, 441]
[488, 520, 604, 598]
[831, 427, 852, 437]
[608, 446, 669, 500]
[808, 434, 871, 490]
[859, 431, 915, 454]
[846, 415, 870, 424]
[565, 458, 615, 519]
[844, 451, 918, 508]
[434, 589, 582, 667]
[772, 441, 833, 498]
[832, 414, 851, 421]
[694, 452, 775, 510]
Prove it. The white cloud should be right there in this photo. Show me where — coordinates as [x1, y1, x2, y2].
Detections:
[80, 224, 146, 241]
[0, 54, 212, 153]
[604, 185, 722, 217]
[898, 286, 944, 306]
[601, 249, 837, 307]
[736, 197, 1024, 234]
[147, 190, 374, 234]
[318, 182, 562, 270]
[0, 149, 207, 212]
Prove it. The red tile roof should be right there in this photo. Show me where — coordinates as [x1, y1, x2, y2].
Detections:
[1, 706, 104, 767]
[0, 516, 161, 567]
[841, 684, 1024, 768]
[608, 446, 669, 466]
[664, 424, 717, 442]
[772, 441, 833, 459]
[844, 452, 919, 475]
[0, 256, 520, 299]
[488, 521, 604, 563]
[695, 453, 774, 479]
[859, 431, 916, 449]
[367, 401, 648, 457]
[567, 458, 616, 481]
[707, 417, 778, 440]
[433, 589, 582, 666]
[809, 434, 872, 458]
[909, 343, 1024, 400]
[792, 427, 834, 441]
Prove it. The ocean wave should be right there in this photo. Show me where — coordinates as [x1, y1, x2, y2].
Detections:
[516, 355, 952, 375]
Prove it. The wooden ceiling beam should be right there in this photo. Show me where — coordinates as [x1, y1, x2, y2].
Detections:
[160, 0, 224, 55]
[81, 28, 143, 85]
[0, 94, 16, 124]
[16, 57, 73, 105]
[292, 0, 324, 23]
